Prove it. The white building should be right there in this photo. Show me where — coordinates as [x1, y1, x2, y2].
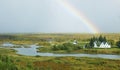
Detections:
[94, 42, 98, 48]
[73, 40, 77, 45]
[94, 42, 111, 48]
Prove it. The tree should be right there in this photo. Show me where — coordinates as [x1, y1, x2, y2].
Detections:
[85, 44, 90, 48]
[116, 40, 120, 48]
[103, 36, 107, 42]
[89, 38, 94, 47]
[99, 35, 104, 42]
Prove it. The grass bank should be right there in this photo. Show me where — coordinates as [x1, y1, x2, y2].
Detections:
[38, 46, 120, 54]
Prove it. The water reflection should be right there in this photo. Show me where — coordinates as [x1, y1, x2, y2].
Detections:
[2, 42, 14, 47]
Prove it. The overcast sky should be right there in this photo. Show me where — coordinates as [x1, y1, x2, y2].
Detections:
[0, 0, 120, 33]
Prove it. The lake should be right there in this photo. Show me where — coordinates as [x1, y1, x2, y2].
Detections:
[13, 45, 120, 60]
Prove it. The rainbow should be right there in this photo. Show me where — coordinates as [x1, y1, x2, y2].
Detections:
[56, 0, 100, 33]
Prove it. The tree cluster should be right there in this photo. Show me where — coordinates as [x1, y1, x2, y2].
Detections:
[86, 35, 107, 48]
[52, 43, 81, 52]
[116, 39, 120, 48]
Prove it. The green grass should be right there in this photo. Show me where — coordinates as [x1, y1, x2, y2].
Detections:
[0, 47, 120, 70]
[0, 48, 16, 55]
[78, 48, 120, 54]
[38, 46, 120, 54]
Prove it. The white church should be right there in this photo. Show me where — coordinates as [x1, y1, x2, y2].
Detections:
[94, 41, 111, 48]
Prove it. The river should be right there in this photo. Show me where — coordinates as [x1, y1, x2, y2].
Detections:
[12, 45, 120, 60]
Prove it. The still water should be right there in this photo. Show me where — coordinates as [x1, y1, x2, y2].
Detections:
[13, 45, 120, 60]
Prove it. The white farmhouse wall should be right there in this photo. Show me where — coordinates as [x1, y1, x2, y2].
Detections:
[94, 42, 111, 48]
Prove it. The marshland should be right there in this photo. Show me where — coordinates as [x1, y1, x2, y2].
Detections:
[0, 33, 120, 70]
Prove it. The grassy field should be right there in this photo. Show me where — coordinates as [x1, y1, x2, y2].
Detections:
[38, 46, 120, 54]
[0, 48, 120, 70]
[0, 33, 120, 44]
